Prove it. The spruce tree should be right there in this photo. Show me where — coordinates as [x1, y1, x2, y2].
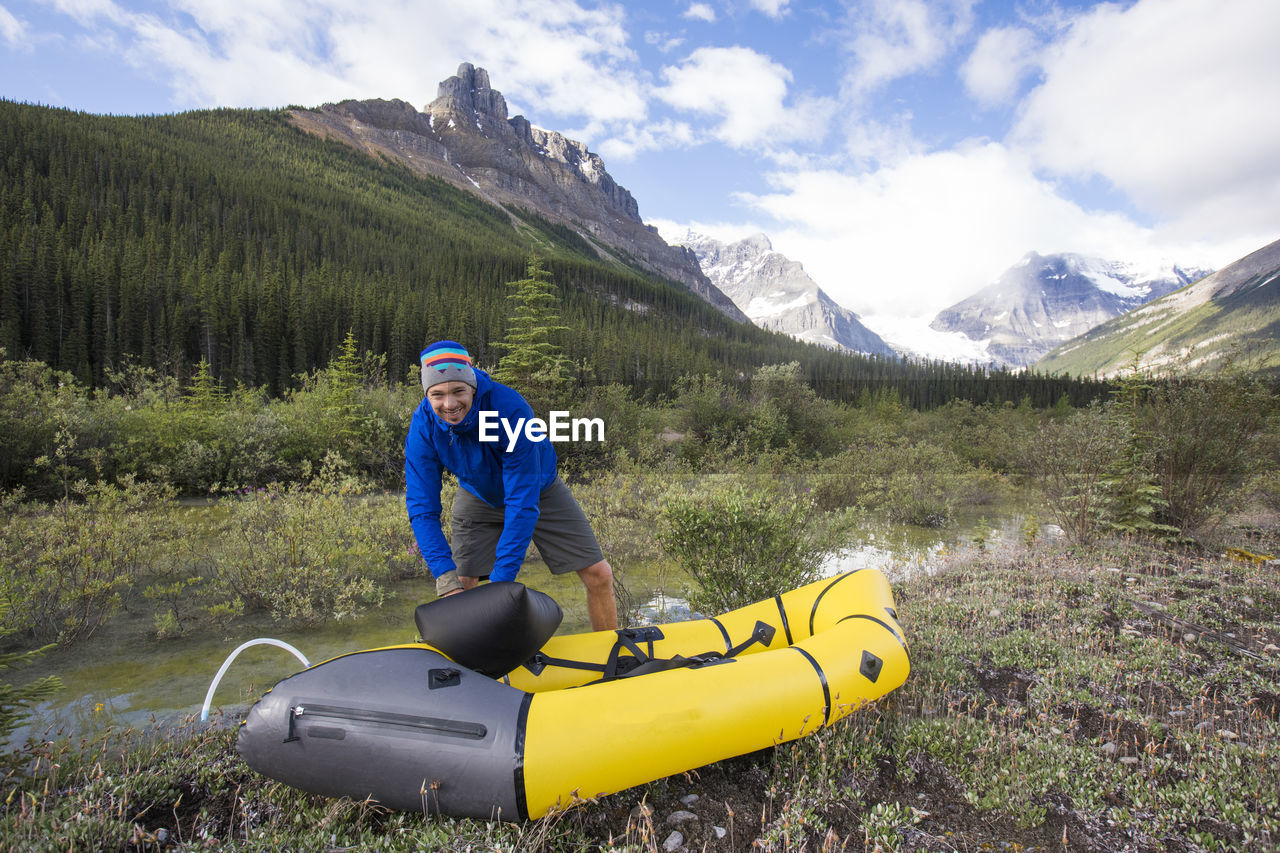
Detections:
[0, 597, 62, 748]
[492, 256, 571, 398]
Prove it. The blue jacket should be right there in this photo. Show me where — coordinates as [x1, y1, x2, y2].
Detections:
[405, 368, 558, 582]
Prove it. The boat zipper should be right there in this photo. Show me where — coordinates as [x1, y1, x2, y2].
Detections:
[285, 702, 487, 743]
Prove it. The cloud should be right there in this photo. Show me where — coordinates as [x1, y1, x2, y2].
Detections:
[0, 5, 26, 46]
[1012, 0, 1280, 246]
[46, 0, 126, 25]
[655, 45, 834, 150]
[843, 0, 975, 97]
[683, 3, 715, 23]
[29, 0, 646, 126]
[596, 119, 696, 162]
[961, 25, 1039, 108]
[649, 216, 765, 247]
[747, 0, 790, 18]
[644, 30, 685, 52]
[734, 141, 1186, 317]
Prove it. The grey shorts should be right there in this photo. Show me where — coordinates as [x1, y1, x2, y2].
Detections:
[451, 478, 605, 578]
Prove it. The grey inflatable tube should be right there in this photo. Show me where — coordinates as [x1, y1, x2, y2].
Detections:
[237, 582, 562, 819]
[237, 645, 534, 818]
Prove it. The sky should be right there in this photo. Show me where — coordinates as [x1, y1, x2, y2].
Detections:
[4, 0, 1279, 347]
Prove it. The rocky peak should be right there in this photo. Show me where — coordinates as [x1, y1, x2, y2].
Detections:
[429, 62, 509, 124]
[289, 65, 746, 323]
[677, 231, 893, 355]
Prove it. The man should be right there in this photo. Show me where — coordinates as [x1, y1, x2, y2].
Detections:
[405, 340, 617, 631]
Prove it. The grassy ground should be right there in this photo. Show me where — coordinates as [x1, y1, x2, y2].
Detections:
[2, 531, 1277, 851]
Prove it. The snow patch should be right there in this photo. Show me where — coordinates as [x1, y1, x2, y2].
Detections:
[747, 292, 810, 318]
[861, 315, 993, 364]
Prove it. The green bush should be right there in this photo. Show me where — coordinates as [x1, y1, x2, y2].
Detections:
[810, 440, 975, 527]
[204, 463, 394, 625]
[925, 399, 1039, 478]
[0, 478, 172, 644]
[669, 373, 757, 466]
[748, 362, 851, 457]
[658, 485, 831, 614]
[1143, 372, 1273, 532]
[1031, 402, 1118, 545]
[0, 355, 109, 498]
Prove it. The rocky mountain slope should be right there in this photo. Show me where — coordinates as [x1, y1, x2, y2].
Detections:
[1036, 237, 1280, 377]
[675, 232, 894, 356]
[289, 63, 746, 323]
[931, 252, 1209, 367]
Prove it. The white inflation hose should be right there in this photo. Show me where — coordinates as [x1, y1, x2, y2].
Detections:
[201, 638, 311, 722]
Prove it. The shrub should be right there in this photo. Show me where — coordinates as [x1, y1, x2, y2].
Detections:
[1096, 370, 1177, 540]
[1031, 403, 1117, 545]
[0, 478, 172, 644]
[204, 463, 392, 625]
[0, 355, 107, 499]
[749, 362, 850, 457]
[658, 485, 830, 614]
[926, 399, 1039, 478]
[555, 383, 655, 477]
[810, 441, 972, 527]
[669, 374, 757, 465]
[1143, 371, 1273, 532]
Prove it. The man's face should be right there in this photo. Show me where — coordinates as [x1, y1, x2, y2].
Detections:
[427, 381, 475, 425]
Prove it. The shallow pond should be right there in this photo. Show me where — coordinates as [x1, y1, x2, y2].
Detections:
[11, 499, 1054, 745]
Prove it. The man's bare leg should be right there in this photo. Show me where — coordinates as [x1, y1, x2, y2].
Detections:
[577, 559, 618, 631]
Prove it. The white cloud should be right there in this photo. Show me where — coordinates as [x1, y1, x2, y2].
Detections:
[843, 0, 975, 97]
[734, 141, 1193, 318]
[747, 0, 790, 18]
[0, 5, 26, 46]
[596, 119, 696, 162]
[649, 216, 766, 247]
[644, 30, 685, 52]
[1012, 0, 1280, 247]
[32, 0, 647, 127]
[961, 25, 1039, 108]
[683, 3, 715, 23]
[655, 45, 834, 150]
[47, 0, 126, 25]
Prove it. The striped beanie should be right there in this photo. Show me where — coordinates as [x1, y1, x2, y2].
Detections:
[419, 340, 477, 392]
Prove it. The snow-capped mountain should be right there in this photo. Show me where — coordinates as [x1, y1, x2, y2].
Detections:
[674, 232, 894, 356]
[1037, 236, 1280, 377]
[930, 252, 1211, 367]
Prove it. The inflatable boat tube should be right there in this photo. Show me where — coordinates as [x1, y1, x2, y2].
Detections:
[236, 568, 909, 820]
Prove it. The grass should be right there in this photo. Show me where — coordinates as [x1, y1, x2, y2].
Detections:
[2, 523, 1276, 851]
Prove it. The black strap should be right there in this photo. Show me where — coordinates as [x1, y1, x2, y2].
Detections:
[523, 652, 607, 676]
[522, 622, 775, 683]
[602, 627, 664, 680]
[725, 620, 776, 657]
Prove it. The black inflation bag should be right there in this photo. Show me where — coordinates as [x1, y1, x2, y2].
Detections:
[414, 581, 562, 678]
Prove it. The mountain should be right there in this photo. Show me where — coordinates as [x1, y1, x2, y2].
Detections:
[674, 232, 894, 356]
[291, 63, 747, 323]
[931, 252, 1209, 368]
[1036, 237, 1280, 377]
[0, 92, 1106, 409]
[0, 96, 914, 396]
